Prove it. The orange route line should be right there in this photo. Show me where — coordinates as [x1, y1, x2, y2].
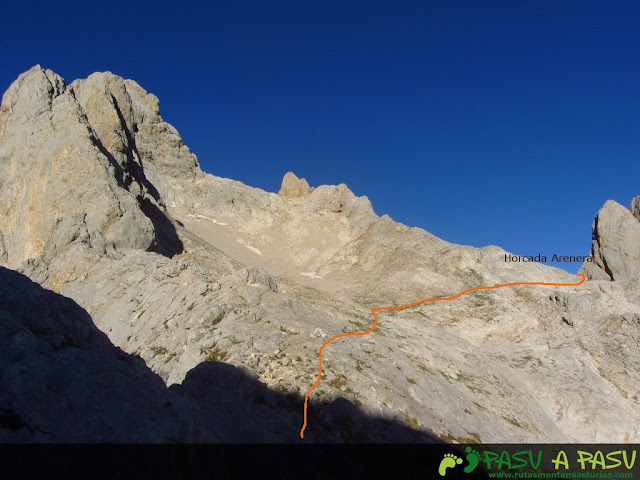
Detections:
[299, 273, 586, 439]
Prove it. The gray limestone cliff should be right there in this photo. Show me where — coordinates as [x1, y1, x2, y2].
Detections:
[0, 66, 183, 287]
[582, 200, 640, 283]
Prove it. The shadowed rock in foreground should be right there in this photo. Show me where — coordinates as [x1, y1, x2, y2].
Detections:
[0, 267, 439, 443]
[0, 267, 213, 442]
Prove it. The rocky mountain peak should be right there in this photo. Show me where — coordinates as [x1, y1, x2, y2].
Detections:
[0, 65, 65, 136]
[0, 66, 185, 274]
[278, 171, 313, 198]
[69, 70, 200, 185]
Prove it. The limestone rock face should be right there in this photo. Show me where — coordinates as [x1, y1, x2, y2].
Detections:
[279, 171, 312, 198]
[631, 196, 640, 222]
[2, 66, 640, 443]
[582, 200, 640, 283]
[0, 65, 183, 280]
[70, 72, 200, 197]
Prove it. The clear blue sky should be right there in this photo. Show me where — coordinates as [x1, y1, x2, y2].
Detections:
[3, 1, 639, 273]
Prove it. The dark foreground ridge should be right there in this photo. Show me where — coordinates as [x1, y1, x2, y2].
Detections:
[0, 266, 440, 443]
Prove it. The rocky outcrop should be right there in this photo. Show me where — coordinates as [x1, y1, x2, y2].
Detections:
[278, 171, 312, 198]
[70, 72, 200, 200]
[582, 200, 640, 283]
[631, 196, 640, 222]
[0, 65, 183, 279]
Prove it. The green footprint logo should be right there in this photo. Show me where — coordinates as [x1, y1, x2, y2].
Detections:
[438, 453, 463, 476]
[438, 447, 481, 476]
[464, 446, 481, 473]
